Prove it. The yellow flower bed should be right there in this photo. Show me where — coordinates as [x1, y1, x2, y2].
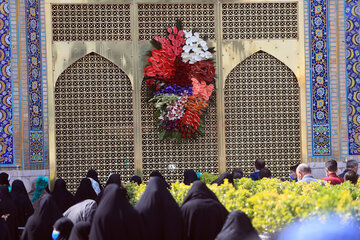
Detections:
[126, 178, 360, 233]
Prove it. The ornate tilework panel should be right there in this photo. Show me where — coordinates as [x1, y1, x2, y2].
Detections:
[345, 0, 360, 155]
[309, 0, 331, 156]
[0, 0, 13, 164]
[26, 0, 44, 163]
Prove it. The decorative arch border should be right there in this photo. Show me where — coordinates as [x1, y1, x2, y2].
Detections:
[308, 0, 332, 156]
[51, 42, 134, 88]
[345, 0, 360, 155]
[0, 0, 13, 165]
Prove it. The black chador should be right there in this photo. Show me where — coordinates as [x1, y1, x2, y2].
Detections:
[21, 194, 62, 240]
[135, 177, 184, 240]
[0, 185, 18, 240]
[74, 178, 97, 204]
[215, 210, 260, 240]
[52, 178, 75, 213]
[89, 184, 144, 240]
[181, 180, 229, 240]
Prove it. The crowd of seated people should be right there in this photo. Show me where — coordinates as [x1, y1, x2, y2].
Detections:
[0, 158, 358, 240]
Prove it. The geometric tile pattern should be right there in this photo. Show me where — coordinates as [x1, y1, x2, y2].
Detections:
[345, 0, 360, 155]
[309, 0, 332, 156]
[0, 0, 13, 164]
[26, 0, 44, 163]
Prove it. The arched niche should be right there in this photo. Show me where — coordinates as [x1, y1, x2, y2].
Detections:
[54, 53, 135, 192]
[224, 51, 301, 178]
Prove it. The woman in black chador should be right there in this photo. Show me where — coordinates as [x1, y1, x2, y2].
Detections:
[0, 185, 18, 240]
[95, 173, 124, 204]
[10, 180, 34, 234]
[211, 172, 234, 186]
[69, 221, 91, 240]
[74, 178, 97, 204]
[181, 180, 229, 240]
[135, 176, 184, 240]
[89, 184, 143, 240]
[53, 217, 74, 240]
[21, 194, 62, 240]
[215, 210, 260, 240]
[52, 178, 75, 213]
[183, 170, 198, 185]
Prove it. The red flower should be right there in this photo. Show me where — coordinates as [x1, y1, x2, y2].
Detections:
[190, 61, 215, 83]
[171, 59, 192, 86]
[144, 49, 176, 80]
[178, 110, 200, 130]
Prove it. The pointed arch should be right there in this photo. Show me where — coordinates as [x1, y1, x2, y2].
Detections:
[54, 53, 134, 192]
[224, 51, 301, 178]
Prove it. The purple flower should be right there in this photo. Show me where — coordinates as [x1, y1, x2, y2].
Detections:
[155, 84, 193, 96]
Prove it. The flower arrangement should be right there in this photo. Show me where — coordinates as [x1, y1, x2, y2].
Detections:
[143, 22, 215, 140]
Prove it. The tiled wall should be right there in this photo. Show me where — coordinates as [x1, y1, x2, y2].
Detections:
[1, 0, 359, 171]
[0, 0, 47, 171]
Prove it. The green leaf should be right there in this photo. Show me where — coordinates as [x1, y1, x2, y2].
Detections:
[159, 130, 166, 140]
[153, 110, 161, 118]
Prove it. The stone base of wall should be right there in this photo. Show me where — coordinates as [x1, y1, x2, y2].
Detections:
[309, 161, 349, 179]
[4, 169, 49, 197]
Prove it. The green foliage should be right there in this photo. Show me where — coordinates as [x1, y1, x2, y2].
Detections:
[126, 178, 360, 233]
[199, 172, 219, 184]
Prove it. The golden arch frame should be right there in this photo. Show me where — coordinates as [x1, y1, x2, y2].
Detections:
[45, 0, 306, 187]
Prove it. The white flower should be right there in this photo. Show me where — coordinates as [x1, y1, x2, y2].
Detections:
[181, 29, 211, 64]
[192, 47, 201, 53]
[184, 30, 192, 39]
[183, 45, 192, 53]
[204, 51, 212, 59]
[199, 40, 207, 47]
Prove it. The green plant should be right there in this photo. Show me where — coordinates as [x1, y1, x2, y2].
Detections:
[125, 178, 360, 233]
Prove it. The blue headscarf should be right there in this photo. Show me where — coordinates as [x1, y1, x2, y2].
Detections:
[32, 176, 49, 202]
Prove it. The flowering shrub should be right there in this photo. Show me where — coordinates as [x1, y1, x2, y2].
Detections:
[143, 22, 215, 140]
[126, 178, 360, 233]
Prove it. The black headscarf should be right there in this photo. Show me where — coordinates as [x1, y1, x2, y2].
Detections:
[96, 174, 123, 204]
[149, 170, 170, 189]
[130, 176, 142, 185]
[105, 174, 121, 186]
[135, 177, 183, 240]
[0, 185, 18, 240]
[183, 170, 198, 185]
[182, 180, 219, 205]
[86, 170, 102, 190]
[89, 184, 144, 240]
[0, 172, 10, 186]
[10, 180, 34, 228]
[211, 172, 234, 185]
[69, 221, 91, 240]
[21, 194, 62, 240]
[74, 178, 97, 204]
[232, 169, 243, 179]
[54, 217, 74, 240]
[181, 180, 229, 240]
[52, 178, 75, 213]
[215, 210, 260, 240]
